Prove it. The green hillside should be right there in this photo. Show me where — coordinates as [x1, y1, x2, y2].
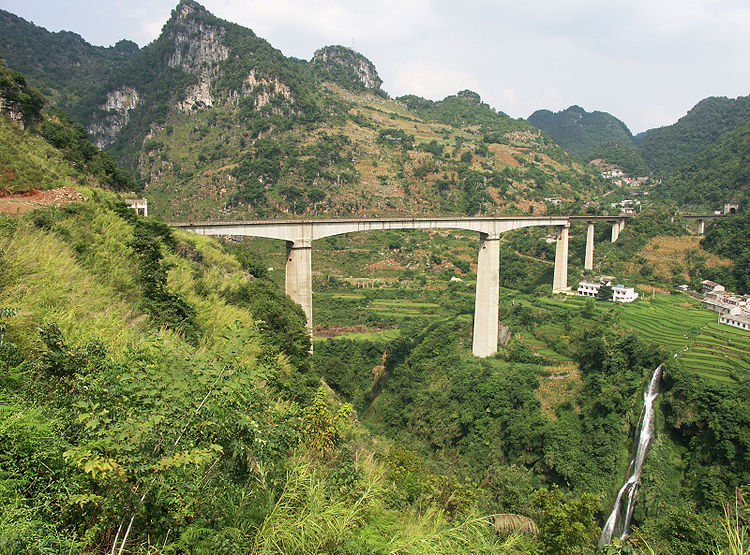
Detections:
[528, 105, 638, 162]
[658, 118, 750, 210]
[1, 86, 747, 554]
[1, 120, 541, 552]
[0, 9, 138, 114]
[0, 58, 131, 196]
[639, 95, 750, 175]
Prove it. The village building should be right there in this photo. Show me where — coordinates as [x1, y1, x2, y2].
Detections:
[577, 280, 639, 302]
[701, 280, 726, 295]
[702, 296, 735, 315]
[718, 307, 750, 331]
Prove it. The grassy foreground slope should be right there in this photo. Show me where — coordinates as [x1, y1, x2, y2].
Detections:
[1, 195, 535, 553]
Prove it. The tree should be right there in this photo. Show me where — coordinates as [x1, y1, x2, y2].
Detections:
[596, 284, 614, 301]
[533, 487, 600, 554]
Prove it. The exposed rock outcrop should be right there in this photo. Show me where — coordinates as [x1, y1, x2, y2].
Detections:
[311, 45, 383, 91]
[178, 71, 215, 111]
[88, 86, 140, 148]
[167, 2, 229, 74]
[238, 69, 294, 112]
[0, 95, 24, 128]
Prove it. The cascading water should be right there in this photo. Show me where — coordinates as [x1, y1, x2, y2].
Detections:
[598, 363, 664, 546]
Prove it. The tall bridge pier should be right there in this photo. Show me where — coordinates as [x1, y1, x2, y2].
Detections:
[285, 239, 313, 335]
[173, 215, 626, 358]
[472, 234, 501, 357]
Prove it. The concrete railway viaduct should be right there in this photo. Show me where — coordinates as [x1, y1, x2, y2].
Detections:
[173, 215, 629, 357]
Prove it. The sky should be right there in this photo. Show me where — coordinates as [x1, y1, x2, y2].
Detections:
[2, 0, 749, 133]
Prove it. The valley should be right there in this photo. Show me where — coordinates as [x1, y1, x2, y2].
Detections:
[0, 0, 748, 553]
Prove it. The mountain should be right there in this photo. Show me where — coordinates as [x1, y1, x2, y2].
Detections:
[0, 0, 609, 220]
[639, 94, 750, 175]
[659, 116, 750, 209]
[0, 8, 138, 115]
[527, 105, 636, 159]
[311, 45, 384, 92]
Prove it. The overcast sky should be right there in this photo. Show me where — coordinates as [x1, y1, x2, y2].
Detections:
[2, 0, 749, 133]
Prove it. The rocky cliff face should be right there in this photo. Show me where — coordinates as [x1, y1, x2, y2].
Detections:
[167, 2, 229, 73]
[166, 1, 229, 112]
[311, 45, 383, 90]
[88, 86, 140, 148]
[0, 95, 24, 128]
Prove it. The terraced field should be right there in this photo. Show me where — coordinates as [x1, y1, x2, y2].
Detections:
[617, 295, 713, 353]
[617, 294, 750, 382]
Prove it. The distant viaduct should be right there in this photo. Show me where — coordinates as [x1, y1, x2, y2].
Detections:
[172, 215, 635, 357]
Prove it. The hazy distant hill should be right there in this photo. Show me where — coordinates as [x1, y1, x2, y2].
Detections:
[0, 0, 609, 220]
[639, 95, 750, 175]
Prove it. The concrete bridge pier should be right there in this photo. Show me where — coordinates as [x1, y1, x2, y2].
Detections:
[553, 224, 570, 292]
[698, 219, 705, 234]
[285, 239, 313, 337]
[611, 221, 620, 242]
[472, 233, 501, 357]
[584, 222, 595, 271]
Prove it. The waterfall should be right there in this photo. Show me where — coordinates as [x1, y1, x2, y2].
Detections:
[598, 363, 664, 546]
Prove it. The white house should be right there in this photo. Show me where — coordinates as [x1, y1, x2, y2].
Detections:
[701, 280, 726, 295]
[718, 307, 750, 331]
[577, 280, 639, 302]
[577, 281, 600, 298]
[612, 284, 639, 302]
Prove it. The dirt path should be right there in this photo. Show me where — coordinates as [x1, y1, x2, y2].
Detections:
[0, 186, 86, 214]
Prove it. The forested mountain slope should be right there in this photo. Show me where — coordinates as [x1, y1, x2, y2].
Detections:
[528, 105, 635, 159]
[0, 8, 138, 114]
[658, 117, 750, 211]
[639, 95, 750, 175]
[0, 0, 609, 220]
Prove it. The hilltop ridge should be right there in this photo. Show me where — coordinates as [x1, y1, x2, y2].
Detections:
[1, 1, 608, 220]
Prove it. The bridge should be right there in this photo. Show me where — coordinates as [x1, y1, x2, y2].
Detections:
[681, 214, 725, 234]
[172, 215, 628, 357]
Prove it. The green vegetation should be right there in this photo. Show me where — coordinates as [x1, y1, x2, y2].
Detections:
[639, 95, 750, 175]
[1, 4, 748, 552]
[700, 213, 750, 293]
[0, 57, 44, 126]
[0, 8, 138, 113]
[659, 118, 750, 210]
[1, 195, 531, 553]
[399, 90, 532, 138]
[528, 105, 637, 163]
[589, 140, 649, 176]
[2, 1, 614, 220]
[0, 60, 132, 193]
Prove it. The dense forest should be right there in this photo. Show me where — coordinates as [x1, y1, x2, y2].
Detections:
[527, 106, 636, 161]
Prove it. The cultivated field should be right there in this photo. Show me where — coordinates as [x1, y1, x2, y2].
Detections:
[617, 294, 750, 382]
